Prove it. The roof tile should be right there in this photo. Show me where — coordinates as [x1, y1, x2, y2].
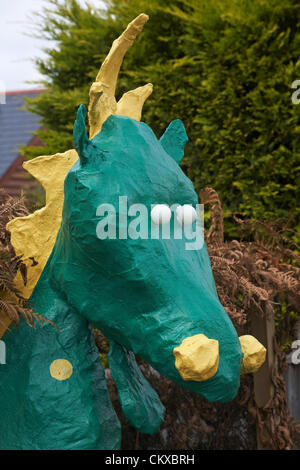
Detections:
[0, 91, 42, 178]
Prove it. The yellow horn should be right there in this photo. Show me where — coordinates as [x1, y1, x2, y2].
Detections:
[116, 83, 153, 121]
[88, 13, 151, 138]
[239, 335, 266, 374]
[173, 334, 219, 382]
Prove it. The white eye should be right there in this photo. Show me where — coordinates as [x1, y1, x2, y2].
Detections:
[151, 204, 171, 225]
[176, 205, 197, 226]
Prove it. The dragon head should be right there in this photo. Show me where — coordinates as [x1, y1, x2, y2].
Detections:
[6, 14, 266, 406]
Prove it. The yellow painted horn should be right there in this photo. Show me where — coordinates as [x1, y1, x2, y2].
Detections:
[88, 13, 152, 138]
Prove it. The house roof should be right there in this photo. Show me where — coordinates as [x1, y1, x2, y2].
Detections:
[0, 90, 44, 179]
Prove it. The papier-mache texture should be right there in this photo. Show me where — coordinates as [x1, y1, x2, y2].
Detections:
[0, 13, 266, 450]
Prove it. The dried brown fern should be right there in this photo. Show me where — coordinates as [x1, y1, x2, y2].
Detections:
[95, 188, 299, 450]
[94, 187, 299, 450]
[0, 189, 57, 331]
[200, 188, 300, 450]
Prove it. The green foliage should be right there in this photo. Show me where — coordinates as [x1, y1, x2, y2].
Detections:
[24, 0, 300, 236]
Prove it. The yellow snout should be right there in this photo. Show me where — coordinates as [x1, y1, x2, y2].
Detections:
[173, 333, 266, 383]
[239, 335, 266, 374]
[173, 334, 219, 382]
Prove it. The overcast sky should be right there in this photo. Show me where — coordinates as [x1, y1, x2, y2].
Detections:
[0, 0, 103, 92]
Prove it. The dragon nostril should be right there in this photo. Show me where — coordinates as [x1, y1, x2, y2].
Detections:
[239, 335, 266, 374]
[173, 334, 219, 382]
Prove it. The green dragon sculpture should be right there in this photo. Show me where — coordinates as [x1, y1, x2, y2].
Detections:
[0, 14, 266, 450]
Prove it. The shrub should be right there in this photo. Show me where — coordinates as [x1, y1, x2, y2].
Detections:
[24, 0, 300, 237]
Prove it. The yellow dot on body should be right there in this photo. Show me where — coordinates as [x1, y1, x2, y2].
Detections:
[50, 359, 73, 381]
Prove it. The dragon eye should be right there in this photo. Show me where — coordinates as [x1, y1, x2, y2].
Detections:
[176, 205, 197, 226]
[151, 204, 172, 225]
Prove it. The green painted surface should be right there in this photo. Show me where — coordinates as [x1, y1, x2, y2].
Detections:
[0, 105, 241, 449]
[0, 275, 121, 450]
[109, 340, 165, 434]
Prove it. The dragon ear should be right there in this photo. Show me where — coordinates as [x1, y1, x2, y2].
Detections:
[159, 119, 188, 164]
[73, 104, 91, 165]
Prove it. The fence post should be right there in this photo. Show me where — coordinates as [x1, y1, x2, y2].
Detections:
[286, 322, 300, 449]
[250, 311, 276, 449]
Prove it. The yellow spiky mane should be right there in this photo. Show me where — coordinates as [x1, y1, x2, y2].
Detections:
[0, 14, 152, 339]
[0, 151, 78, 339]
[7, 150, 79, 299]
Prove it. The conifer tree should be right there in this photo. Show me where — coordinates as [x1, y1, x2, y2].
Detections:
[25, 0, 300, 236]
